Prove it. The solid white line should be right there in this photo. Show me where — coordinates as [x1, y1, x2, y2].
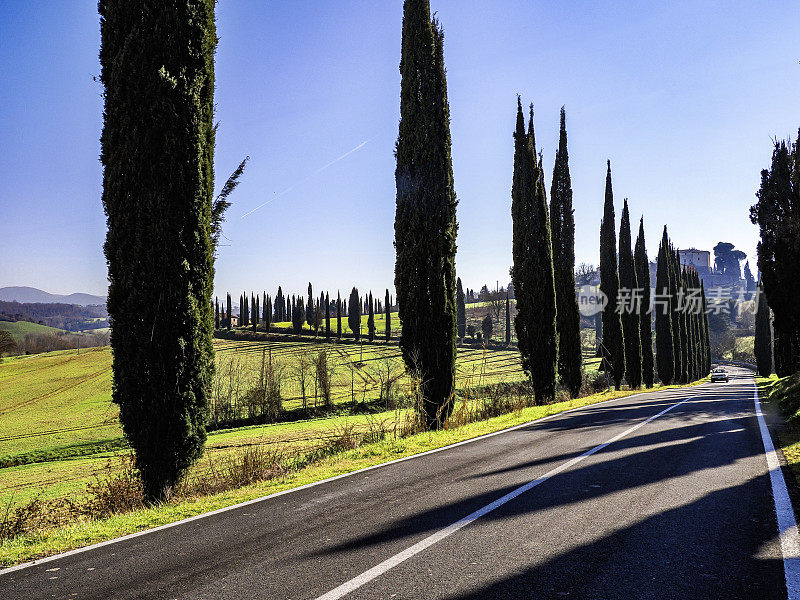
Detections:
[314, 391, 701, 600]
[753, 381, 800, 599]
[0, 385, 689, 576]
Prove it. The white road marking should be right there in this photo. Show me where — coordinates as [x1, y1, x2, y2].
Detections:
[753, 381, 800, 599]
[315, 391, 701, 600]
[0, 385, 678, 576]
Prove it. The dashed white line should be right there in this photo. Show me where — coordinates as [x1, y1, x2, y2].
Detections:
[314, 391, 701, 600]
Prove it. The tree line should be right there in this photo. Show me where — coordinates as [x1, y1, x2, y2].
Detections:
[214, 285, 395, 342]
[99, 0, 718, 502]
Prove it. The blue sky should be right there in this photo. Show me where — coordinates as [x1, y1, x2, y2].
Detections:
[1, 1, 798, 300]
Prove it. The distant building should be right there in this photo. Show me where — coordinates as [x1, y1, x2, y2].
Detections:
[678, 248, 711, 273]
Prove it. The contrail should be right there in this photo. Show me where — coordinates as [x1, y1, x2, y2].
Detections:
[240, 138, 371, 219]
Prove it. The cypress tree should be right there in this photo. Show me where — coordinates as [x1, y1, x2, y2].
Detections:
[677, 256, 689, 383]
[618, 199, 642, 388]
[325, 292, 331, 339]
[337, 291, 342, 338]
[599, 161, 625, 389]
[755, 283, 773, 376]
[100, 0, 216, 502]
[348, 287, 361, 340]
[751, 139, 800, 376]
[226, 293, 232, 330]
[505, 292, 511, 345]
[215, 297, 219, 330]
[252, 293, 258, 332]
[655, 227, 674, 384]
[394, 0, 458, 428]
[668, 247, 683, 382]
[634, 218, 654, 387]
[368, 292, 375, 341]
[307, 283, 313, 331]
[510, 99, 557, 403]
[385, 289, 392, 341]
[549, 107, 582, 397]
[456, 277, 466, 340]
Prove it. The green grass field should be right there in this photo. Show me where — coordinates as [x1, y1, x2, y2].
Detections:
[0, 321, 65, 342]
[0, 334, 602, 509]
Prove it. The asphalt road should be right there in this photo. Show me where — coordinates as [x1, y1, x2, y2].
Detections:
[1, 367, 793, 599]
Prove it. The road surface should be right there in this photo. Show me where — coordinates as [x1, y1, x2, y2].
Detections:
[2, 367, 796, 599]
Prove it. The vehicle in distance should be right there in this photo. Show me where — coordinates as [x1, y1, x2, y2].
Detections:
[711, 368, 729, 383]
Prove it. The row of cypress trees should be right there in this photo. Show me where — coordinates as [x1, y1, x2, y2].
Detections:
[214, 288, 394, 341]
[751, 136, 800, 377]
[510, 98, 557, 404]
[654, 228, 712, 384]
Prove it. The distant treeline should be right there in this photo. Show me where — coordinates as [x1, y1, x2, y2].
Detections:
[0, 301, 108, 332]
[15, 331, 110, 355]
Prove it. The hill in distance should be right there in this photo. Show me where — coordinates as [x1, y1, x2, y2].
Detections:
[0, 287, 106, 307]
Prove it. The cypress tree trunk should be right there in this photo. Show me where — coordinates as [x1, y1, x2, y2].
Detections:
[100, 0, 217, 503]
[634, 218, 654, 387]
[618, 199, 642, 388]
[385, 289, 391, 341]
[394, 0, 458, 428]
[456, 277, 466, 340]
[510, 99, 558, 404]
[755, 283, 773, 376]
[599, 161, 625, 389]
[655, 227, 674, 384]
[549, 108, 583, 397]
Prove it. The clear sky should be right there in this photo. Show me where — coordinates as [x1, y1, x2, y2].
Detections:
[1, 1, 798, 300]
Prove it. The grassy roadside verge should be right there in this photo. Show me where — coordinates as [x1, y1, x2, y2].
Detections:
[756, 373, 800, 480]
[0, 379, 706, 568]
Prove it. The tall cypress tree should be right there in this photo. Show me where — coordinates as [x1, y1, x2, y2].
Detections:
[618, 199, 642, 388]
[655, 227, 674, 384]
[599, 161, 625, 389]
[215, 297, 219, 330]
[510, 99, 557, 403]
[348, 287, 361, 340]
[337, 291, 342, 338]
[394, 0, 458, 428]
[385, 289, 392, 341]
[368, 292, 375, 341]
[325, 292, 331, 339]
[751, 139, 800, 376]
[226, 293, 232, 330]
[549, 107, 582, 397]
[676, 255, 689, 383]
[505, 292, 511, 345]
[100, 0, 216, 502]
[456, 277, 466, 340]
[755, 283, 773, 376]
[306, 283, 313, 331]
[634, 218, 654, 387]
[667, 247, 683, 382]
